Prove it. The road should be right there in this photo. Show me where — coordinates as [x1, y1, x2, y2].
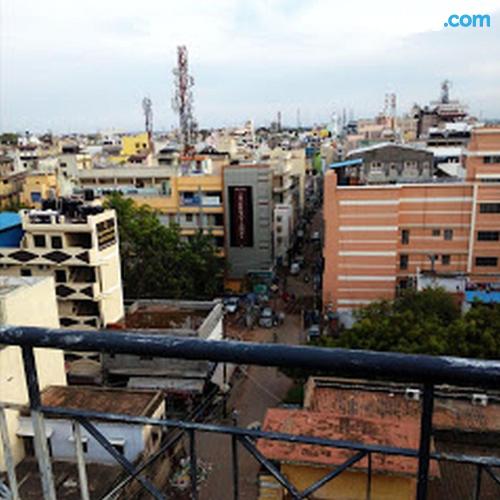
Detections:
[196, 204, 323, 499]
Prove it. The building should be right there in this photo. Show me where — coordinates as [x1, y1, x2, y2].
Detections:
[0, 276, 66, 472]
[103, 299, 230, 405]
[77, 165, 225, 253]
[257, 377, 440, 500]
[17, 386, 164, 465]
[223, 164, 273, 288]
[322, 127, 500, 326]
[20, 171, 59, 208]
[344, 143, 434, 184]
[0, 204, 124, 329]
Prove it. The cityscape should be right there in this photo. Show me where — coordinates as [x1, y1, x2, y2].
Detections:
[1, 3, 500, 500]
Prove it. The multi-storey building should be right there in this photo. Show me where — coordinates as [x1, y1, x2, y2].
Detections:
[0, 205, 123, 329]
[77, 165, 225, 252]
[0, 276, 66, 472]
[322, 127, 500, 326]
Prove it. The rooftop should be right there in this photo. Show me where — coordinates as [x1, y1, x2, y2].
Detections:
[258, 408, 439, 477]
[34, 385, 163, 418]
[0, 211, 21, 231]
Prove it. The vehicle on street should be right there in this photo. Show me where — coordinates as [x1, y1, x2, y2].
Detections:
[224, 296, 240, 314]
[259, 307, 274, 328]
[307, 324, 321, 342]
[290, 262, 300, 275]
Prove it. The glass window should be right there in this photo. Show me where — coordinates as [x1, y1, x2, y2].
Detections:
[477, 231, 499, 241]
[51, 236, 63, 249]
[432, 229, 441, 237]
[444, 229, 453, 241]
[33, 235, 46, 248]
[480, 203, 500, 214]
[442, 255, 451, 265]
[401, 229, 410, 245]
[475, 257, 498, 267]
[21, 269, 32, 277]
[400, 254, 408, 270]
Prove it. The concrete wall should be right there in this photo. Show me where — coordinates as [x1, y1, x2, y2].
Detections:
[224, 165, 273, 280]
[0, 277, 66, 471]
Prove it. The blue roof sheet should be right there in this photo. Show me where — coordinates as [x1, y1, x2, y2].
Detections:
[329, 158, 363, 169]
[0, 212, 21, 231]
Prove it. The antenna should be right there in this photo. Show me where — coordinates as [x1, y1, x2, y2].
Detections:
[142, 97, 153, 136]
[441, 80, 451, 104]
[172, 45, 196, 155]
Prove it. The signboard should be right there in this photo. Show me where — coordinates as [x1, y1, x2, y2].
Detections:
[229, 186, 253, 247]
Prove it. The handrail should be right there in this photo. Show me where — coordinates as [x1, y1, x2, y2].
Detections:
[0, 326, 499, 389]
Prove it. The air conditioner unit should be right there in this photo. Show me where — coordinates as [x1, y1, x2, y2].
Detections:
[405, 388, 421, 401]
[472, 393, 488, 407]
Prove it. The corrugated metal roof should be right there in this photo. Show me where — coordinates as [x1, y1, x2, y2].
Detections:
[0, 212, 21, 231]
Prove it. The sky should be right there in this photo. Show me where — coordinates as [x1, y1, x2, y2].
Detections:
[1, 0, 500, 133]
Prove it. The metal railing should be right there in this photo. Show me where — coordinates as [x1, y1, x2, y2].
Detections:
[0, 326, 500, 500]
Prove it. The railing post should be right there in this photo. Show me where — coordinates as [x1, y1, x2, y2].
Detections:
[366, 452, 372, 500]
[0, 406, 20, 500]
[231, 435, 239, 500]
[73, 422, 90, 500]
[189, 429, 198, 500]
[474, 465, 482, 500]
[22, 346, 57, 500]
[416, 384, 434, 500]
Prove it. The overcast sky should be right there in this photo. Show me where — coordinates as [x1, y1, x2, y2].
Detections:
[1, 0, 500, 133]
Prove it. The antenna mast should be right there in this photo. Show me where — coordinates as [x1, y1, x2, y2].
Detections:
[172, 45, 196, 154]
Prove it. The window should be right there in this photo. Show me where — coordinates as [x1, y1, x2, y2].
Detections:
[477, 231, 500, 241]
[442, 255, 451, 265]
[51, 236, 63, 249]
[55, 270, 67, 283]
[139, 355, 153, 361]
[112, 443, 125, 455]
[444, 229, 453, 241]
[400, 254, 408, 270]
[33, 235, 46, 248]
[480, 203, 500, 214]
[31, 192, 42, 203]
[483, 156, 500, 164]
[185, 214, 193, 223]
[432, 229, 441, 237]
[401, 229, 410, 245]
[21, 269, 32, 277]
[475, 257, 498, 267]
[370, 161, 383, 174]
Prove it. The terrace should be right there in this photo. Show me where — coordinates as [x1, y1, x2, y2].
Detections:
[0, 326, 499, 500]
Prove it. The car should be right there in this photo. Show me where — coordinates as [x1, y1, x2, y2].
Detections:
[259, 307, 274, 328]
[290, 262, 300, 275]
[224, 296, 239, 314]
[307, 324, 321, 342]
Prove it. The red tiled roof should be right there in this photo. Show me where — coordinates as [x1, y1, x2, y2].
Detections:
[258, 407, 440, 477]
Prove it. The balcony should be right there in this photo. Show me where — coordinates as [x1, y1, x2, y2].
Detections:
[0, 327, 499, 499]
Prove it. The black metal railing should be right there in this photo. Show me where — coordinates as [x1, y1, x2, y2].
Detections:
[0, 326, 500, 500]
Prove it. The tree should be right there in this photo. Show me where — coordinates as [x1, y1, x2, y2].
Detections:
[0, 133, 19, 146]
[322, 288, 499, 359]
[105, 193, 224, 300]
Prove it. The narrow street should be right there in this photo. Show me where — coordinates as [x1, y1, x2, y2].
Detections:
[196, 203, 324, 500]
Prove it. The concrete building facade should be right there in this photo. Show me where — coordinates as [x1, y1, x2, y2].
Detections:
[322, 127, 500, 325]
[223, 164, 273, 284]
[0, 276, 66, 472]
[0, 206, 124, 329]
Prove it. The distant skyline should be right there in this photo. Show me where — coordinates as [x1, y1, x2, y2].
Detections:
[2, 0, 500, 133]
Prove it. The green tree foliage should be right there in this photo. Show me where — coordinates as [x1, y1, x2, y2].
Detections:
[324, 288, 500, 359]
[0, 133, 19, 146]
[105, 193, 224, 300]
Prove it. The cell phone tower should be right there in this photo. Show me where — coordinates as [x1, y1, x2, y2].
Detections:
[172, 45, 196, 154]
[142, 97, 153, 136]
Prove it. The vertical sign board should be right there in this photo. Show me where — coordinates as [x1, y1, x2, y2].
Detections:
[229, 186, 254, 247]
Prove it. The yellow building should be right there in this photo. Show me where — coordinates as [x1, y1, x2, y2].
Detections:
[77, 165, 225, 254]
[121, 132, 150, 157]
[0, 276, 67, 472]
[20, 172, 59, 208]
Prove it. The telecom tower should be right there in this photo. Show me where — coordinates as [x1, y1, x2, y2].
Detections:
[172, 45, 196, 154]
[384, 92, 397, 130]
[142, 97, 153, 136]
